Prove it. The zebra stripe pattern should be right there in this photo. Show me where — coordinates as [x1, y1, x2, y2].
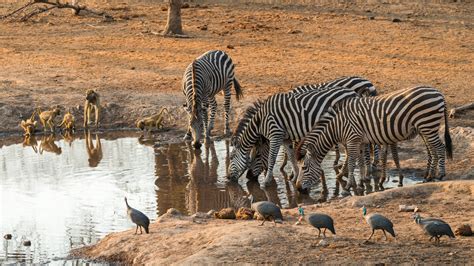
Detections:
[295, 86, 453, 194]
[228, 86, 359, 187]
[245, 77, 378, 182]
[183, 50, 243, 149]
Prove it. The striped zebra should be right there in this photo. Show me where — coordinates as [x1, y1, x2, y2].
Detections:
[183, 50, 243, 149]
[295, 86, 453, 194]
[244, 77, 378, 182]
[228, 86, 359, 187]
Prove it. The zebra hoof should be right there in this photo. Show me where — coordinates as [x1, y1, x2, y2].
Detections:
[193, 141, 202, 149]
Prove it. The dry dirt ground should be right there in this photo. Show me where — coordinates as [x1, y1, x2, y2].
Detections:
[1, 1, 473, 264]
[71, 181, 474, 264]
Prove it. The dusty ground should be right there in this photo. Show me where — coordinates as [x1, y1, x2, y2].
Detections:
[71, 181, 474, 264]
[1, 1, 473, 264]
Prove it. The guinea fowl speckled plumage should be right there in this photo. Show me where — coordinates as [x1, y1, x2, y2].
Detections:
[125, 197, 150, 234]
[414, 213, 455, 244]
[362, 206, 396, 241]
[304, 212, 336, 238]
[249, 196, 283, 226]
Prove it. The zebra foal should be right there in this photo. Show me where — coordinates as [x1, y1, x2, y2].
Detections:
[295, 86, 453, 194]
[183, 50, 243, 149]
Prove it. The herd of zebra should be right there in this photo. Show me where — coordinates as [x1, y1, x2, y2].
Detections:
[182, 50, 453, 197]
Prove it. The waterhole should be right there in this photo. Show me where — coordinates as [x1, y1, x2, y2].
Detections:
[0, 131, 419, 264]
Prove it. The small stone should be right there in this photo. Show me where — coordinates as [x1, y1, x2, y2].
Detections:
[198, 25, 208, 31]
[161, 6, 168, 11]
[287, 29, 302, 34]
[4, 234, 12, 240]
[181, 3, 190, 8]
[449, 252, 454, 256]
[166, 208, 182, 216]
[23, 240, 31, 247]
[369, 16, 375, 20]
[392, 18, 402, 23]
[227, 44, 234, 49]
[131, 67, 136, 70]
[317, 239, 329, 247]
[455, 224, 473, 236]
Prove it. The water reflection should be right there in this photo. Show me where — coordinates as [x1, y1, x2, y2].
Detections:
[0, 132, 415, 264]
[39, 134, 62, 155]
[85, 131, 102, 167]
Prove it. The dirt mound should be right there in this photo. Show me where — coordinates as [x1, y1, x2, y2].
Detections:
[71, 181, 474, 264]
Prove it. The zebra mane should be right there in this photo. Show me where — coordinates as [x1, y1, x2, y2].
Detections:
[231, 100, 264, 146]
[191, 60, 198, 117]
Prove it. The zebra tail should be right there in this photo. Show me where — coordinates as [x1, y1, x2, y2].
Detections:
[444, 106, 453, 160]
[233, 78, 243, 101]
[191, 60, 198, 117]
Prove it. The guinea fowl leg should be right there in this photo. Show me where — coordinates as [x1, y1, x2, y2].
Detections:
[135, 225, 138, 235]
[323, 228, 327, 238]
[429, 236, 434, 242]
[259, 217, 266, 226]
[367, 229, 375, 241]
[139, 226, 143, 234]
[272, 217, 277, 227]
[317, 228, 321, 238]
[382, 229, 388, 240]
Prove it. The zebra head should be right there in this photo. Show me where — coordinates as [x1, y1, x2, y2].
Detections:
[189, 109, 204, 149]
[246, 137, 269, 180]
[296, 146, 323, 194]
[228, 145, 250, 181]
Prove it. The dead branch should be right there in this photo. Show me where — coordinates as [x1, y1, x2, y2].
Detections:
[449, 102, 474, 119]
[1, 0, 113, 22]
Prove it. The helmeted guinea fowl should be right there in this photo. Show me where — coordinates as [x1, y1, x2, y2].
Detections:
[125, 197, 150, 234]
[413, 213, 455, 244]
[249, 196, 283, 226]
[301, 210, 336, 238]
[362, 206, 395, 241]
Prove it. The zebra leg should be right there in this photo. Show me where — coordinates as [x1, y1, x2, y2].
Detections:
[356, 150, 368, 195]
[207, 98, 218, 138]
[378, 145, 388, 191]
[424, 132, 446, 180]
[390, 144, 404, 187]
[372, 144, 380, 171]
[420, 135, 434, 181]
[262, 136, 284, 187]
[343, 142, 360, 195]
[280, 151, 288, 173]
[223, 82, 232, 136]
[283, 141, 299, 182]
[333, 144, 341, 169]
[184, 125, 192, 141]
[318, 171, 328, 202]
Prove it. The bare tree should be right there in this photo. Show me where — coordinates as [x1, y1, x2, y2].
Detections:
[163, 0, 184, 36]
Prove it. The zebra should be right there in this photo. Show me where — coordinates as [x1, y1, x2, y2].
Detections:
[183, 50, 243, 149]
[243, 76, 378, 183]
[295, 86, 453, 194]
[228, 86, 359, 187]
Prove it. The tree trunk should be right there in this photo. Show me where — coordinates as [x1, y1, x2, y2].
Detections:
[163, 0, 183, 36]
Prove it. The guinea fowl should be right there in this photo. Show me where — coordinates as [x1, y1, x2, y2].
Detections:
[302, 210, 336, 238]
[249, 196, 283, 226]
[362, 206, 396, 241]
[125, 197, 150, 234]
[413, 213, 455, 244]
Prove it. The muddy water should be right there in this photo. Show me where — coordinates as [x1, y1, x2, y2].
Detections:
[0, 132, 419, 264]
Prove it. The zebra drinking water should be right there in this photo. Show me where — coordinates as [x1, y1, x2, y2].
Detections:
[243, 76, 378, 183]
[183, 50, 243, 149]
[228, 86, 359, 187]
[295, 86, 453, 194]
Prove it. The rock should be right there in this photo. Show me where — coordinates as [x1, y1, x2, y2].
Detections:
[207, 209, 216, 216]
[191, 212, 211, 219]
[161, 6, 168, 11]
[392, 18, 402, 23]
[227, 44, 234, 49]
[166, 208, 182, 216]
[4, 234, 12, 240]
[214, 207, 236, 219]
[198, 25, 208, 31]
[369, 16, 375, 20]
[399, 205, 418, 212]
[317, 239, 329, 247]
[287, 29, 302, 34]
[23, 240, 31, 247]
[455, 224, 473, 236]
[236, 207, 254, 220]
[181, 3, 190, 8]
